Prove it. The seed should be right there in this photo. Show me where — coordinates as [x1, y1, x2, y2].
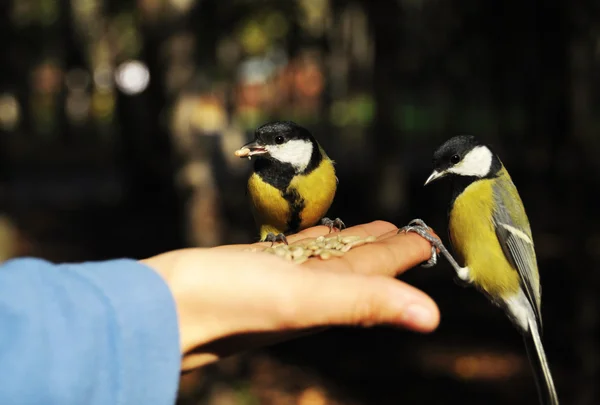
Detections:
[341, 240, 368, 252]
[292, 248, 304, 259]
[341, 236, 362, 244]
[327, 249, 344, 257]
[294, 256, 309, 264]
[319, 251, 332, 260]
[248, 234, 372, 263]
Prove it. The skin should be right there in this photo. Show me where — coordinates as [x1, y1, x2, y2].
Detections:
[141, 220, 440, 372]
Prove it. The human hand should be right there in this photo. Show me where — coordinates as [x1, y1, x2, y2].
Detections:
[141, 221, 439, 372]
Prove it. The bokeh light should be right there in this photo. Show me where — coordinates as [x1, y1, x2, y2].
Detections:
[0, 94, 20, 131]
[114, 61, 150, 95]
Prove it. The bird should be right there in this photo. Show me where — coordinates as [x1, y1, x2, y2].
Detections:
[400, 135, 558, 405]
[235, 121, 344, 244]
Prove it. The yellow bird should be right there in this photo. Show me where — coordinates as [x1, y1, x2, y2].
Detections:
[402, 135, 558, 405]
[235, 121, 344, 244]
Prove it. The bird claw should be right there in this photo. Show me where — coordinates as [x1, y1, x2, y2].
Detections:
[421, 245, 438, 268]
[265, 232, 288, 246]
[398, 218, 441, 268]
[321, 217, 346, 233]
[399, 218, 468, 279]
[405, 218, 431, 230]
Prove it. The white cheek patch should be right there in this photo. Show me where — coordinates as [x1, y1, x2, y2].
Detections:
[448, 145, 493, 177]
[266, 139, 313, 172]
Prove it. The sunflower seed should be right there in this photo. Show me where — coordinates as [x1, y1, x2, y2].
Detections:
[341, 236, 362, 244]
[319, 251, 332, 260]
[327, 249, 345, 257]
[291, 248, 304, 259]
[246, 233, 379, 264]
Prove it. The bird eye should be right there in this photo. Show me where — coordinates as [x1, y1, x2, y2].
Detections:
[275, 136, 284, 144]
[450, 154, 461, 164]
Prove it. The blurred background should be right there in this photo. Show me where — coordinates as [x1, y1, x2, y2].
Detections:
[0, 0, 597, 404]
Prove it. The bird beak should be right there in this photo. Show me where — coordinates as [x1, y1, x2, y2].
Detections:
[424, 170, 446, 186]
[234, 140, 268, 159]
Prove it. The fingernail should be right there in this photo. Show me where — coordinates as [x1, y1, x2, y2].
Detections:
[405, 304, 433, 326]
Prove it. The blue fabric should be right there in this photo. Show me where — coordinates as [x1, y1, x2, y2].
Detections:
[0, 258, 181, 405]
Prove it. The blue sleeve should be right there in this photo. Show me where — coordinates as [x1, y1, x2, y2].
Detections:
[0, 257, 181, 405]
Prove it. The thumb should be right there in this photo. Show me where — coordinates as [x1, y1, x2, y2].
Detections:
[278, 269, 440, 333]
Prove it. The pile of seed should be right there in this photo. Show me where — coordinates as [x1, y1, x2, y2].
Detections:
[245, 234, 377, 264]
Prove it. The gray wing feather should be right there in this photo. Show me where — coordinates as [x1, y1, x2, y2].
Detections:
[492, 179, 543, 330]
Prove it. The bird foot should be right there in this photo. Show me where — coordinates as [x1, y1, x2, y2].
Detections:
[399, 218, 468, 278]
[398, 219, 440, 268]
[265, 232, 289, 246]
[321, 217, 346, 233]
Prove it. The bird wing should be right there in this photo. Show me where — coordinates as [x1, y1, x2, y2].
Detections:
[491, 176, 543, 330]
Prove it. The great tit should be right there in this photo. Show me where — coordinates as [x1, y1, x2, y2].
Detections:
[401, 136, 558, 405]
[235, 121, 344, 244]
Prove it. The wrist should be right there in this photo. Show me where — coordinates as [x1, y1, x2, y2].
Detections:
[139, 252, 225, 368]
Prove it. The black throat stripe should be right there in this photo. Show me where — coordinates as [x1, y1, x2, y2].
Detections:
[283, 188, 305, 233]
[253, 159, 306, 234]
[252, 140, 323, 234]
[254, 158, 296, 191]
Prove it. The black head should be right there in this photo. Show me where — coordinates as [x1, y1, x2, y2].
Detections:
[432, 135, 481, 172]
[425, 135, 501, 185]
[254, 121, 314, 146]
[234, 121, 321, 176]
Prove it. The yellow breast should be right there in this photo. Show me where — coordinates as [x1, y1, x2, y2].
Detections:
[289, 157, 337, 230]
[248, 173, 291, 240]
[247, 157, 337, 241]
[449, 178, 521, 298]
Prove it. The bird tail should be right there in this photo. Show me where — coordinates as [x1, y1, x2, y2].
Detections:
[523, 318, 559, 405]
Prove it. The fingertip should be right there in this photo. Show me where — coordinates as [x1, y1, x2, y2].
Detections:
[367, 220, 398, 233]
[381, 279, 440, 332]
[372, 277, 440, 333]
[401, 298, 440, 333]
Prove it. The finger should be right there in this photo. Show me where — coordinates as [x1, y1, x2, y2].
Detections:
[215, 221, 399, 251]
[304, 231, 434, 277]
[277, 269, 440, 333]
[261, 220, 398, 246]
[214, 223, 434, 274]
[174, 249, 439, 343]
[182, 327, 327, 371]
